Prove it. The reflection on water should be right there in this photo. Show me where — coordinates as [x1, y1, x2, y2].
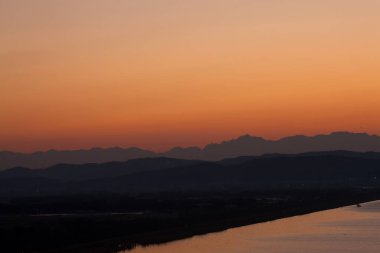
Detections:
[122, 201, 380, 253]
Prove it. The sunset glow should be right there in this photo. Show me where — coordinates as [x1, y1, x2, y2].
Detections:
[1, 0, 380, 152]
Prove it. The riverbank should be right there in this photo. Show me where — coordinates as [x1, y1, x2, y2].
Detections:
[2, 189, 380, 253]
[124, 198, 380, 253]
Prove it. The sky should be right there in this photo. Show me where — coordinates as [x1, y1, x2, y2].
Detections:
[1, 0, 380, 152]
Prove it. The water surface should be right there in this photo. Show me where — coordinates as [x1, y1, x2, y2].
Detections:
[122, 201, 380, 253]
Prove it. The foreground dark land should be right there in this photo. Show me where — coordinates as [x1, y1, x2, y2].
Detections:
[2, 151, 380, 252]
[1, 189, 380, 253]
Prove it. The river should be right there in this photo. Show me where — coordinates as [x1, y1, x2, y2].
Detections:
[122, 201, 380, 253]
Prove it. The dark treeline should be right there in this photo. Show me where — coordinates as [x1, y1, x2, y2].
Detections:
[1, 189, 380, 253]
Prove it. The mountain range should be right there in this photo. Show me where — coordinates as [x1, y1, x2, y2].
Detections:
[1, 132, 380, 170]
[1, 151, 380, 196]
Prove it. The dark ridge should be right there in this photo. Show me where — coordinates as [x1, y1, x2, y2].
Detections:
[1, 151, 380, 197]
[0, 157, 202, 181]
[2, 132, 380, 170]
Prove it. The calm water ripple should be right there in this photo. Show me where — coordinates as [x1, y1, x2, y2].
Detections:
[122, 201, 380, 253]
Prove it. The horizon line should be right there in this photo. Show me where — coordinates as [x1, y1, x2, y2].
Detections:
[1, 131, 378, 155]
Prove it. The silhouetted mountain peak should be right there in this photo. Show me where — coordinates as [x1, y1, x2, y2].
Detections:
[205, 135, 264, 149]
[236, 134, 253, 140]
[163, 146, 202, 160]
[279, 135, 308, 141]
[167, 147, 186, 152]
[1, 132, 380, 170]
[330, 131, 368, 136]
[229, 134, 266, 142]
[236, 134, 266, 142]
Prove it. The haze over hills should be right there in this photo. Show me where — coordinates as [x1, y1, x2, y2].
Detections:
[1, 132, 380, 170]
[1, 151, 380, 196]
[0, 157, 202, 181]
[0, 147, 155, 171]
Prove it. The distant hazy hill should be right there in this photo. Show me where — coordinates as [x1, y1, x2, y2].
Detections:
[168, 132, 380, 160]
[0, 157, 201, 181]
[1, 151, 380, 196]
[1, 132, 380, 170]
[0, 147, 155, 170]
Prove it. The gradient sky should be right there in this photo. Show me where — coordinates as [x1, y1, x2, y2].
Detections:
[1, 0, 380, 152]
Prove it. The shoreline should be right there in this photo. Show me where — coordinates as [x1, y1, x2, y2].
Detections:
[42, 191, 380, 253]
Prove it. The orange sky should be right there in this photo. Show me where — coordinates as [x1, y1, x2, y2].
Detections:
[1, 0, 380, 152]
